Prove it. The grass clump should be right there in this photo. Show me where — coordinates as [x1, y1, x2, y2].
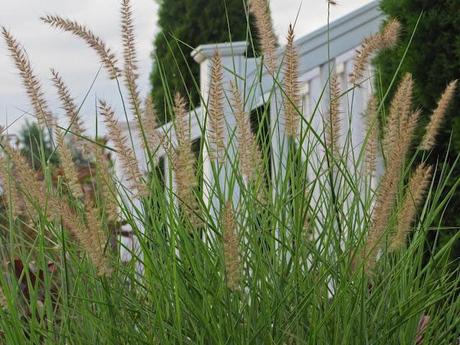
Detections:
[0, 1, 458, 344]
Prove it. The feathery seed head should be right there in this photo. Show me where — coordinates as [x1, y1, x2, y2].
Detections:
[222, 202, 240, 291]
[350, 19, 401, 84]
[99, 100, 147, 197]
[173, 93, 201, 227]
[283, 24, 301, 138]
[420, 80, 458, 150]
[2, 27, 55, 129]
[51, 69, 87, 152]
[364, 96, 378, 177]
[208, 50, 226, 163]
[390, 163, 433, 251]
[250, 0, 278, 75]
[230, 81, 263, 182]
[121, 0, 142, 119]
[326, 73, 341, 157]
[41, 15, 121, 79]
[55, 127, 84, 199]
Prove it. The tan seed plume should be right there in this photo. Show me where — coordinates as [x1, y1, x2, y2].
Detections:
[51, 69, 87, 152]
[364, 96, 378, 177]
[83, 196, 112, 276]
[283, 25, 300, 139]
[99, 101, 147, 197]
[383, 73, 413, 158]
[5, 145, 48, 218]
[230, 81, 263, 182]
[350, 19, 401, 85]
[208, 50, 226, 163]
[250, 0, 278, 75]
[363, 109, 420, 272]
[121, 0, 142, 120]
[2, 28, 54, 129]
[222, 201, 240, 291]
[390, 163, 432, 251]
[420, 80, 458, 150]
[326, 74, 341, 158]
[173, 93, 201, 227]
[94, 145, 119, 223]
[41, 15, 121, 79]
[55, 127, 83, 199]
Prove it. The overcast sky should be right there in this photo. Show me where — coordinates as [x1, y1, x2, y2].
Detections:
[0, 0, 373, 135]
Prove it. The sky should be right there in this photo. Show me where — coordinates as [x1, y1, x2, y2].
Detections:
[0, 0, 373, 135]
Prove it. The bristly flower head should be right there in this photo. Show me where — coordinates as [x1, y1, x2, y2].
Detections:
[222, 201, 240, 291]
[420, 80, 458, 151]
[41, 15, 121, 79]
[208, 50, 226, 163]
[250, 0, 278, 75]
[283, 24, 301, 139]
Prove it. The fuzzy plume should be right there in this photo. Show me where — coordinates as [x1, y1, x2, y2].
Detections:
[230, 81, 263, 182]
[363, 109, 420, 272]
[350, 19, 401, 85]
[94, 145, 119, 223]
[383, 73, 413, 158]
[172, 93, 201, 227]
[326, 74, 341, 157]
[283, 25, 301, 138]
[99, 101, 147, 197]
[364, 96, 379, 177]
[2, 28, 55, 129]
[83, 196, 112, 276]
[121, 0, 142, 119]
[208, 50, 226, 163]
[390, 164, 432, 251]
[250, 0, 278, 75]
[222, 202, 240, 291]
[51, 69, 87, 151]
[55, 127, 83, 199]
[420, 80, 458, 150]
[41, 15, 121, 79]
[5, 145, 48, 217]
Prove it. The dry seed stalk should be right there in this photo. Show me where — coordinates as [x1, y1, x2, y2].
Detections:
[250, 0, 278, 75]
[283, 25, 301, 138]
[41, 15, 121, 79]
[51, 69, 87, 152]
[364, 96, 378, 177]
[208, 50, 226, 163]
[172, 93, 201, 227]
[121, 0, 142, 120]
[55, 128, 83, 199]
[420, 80, 458, 150]
[326, 74, 341, 158]
[2, 28, 54, 129]
[222, 202, 240, 291]
[383, 73, 413, 158]
[99, 101, 147, 197]
[230, 81, 263, 182]
[389, 164, 432, 251]
[350, 19, 401, 84]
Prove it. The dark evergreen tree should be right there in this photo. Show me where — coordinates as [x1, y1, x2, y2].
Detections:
[374, 0, 460, 255]
[150, 0, 256, 124]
